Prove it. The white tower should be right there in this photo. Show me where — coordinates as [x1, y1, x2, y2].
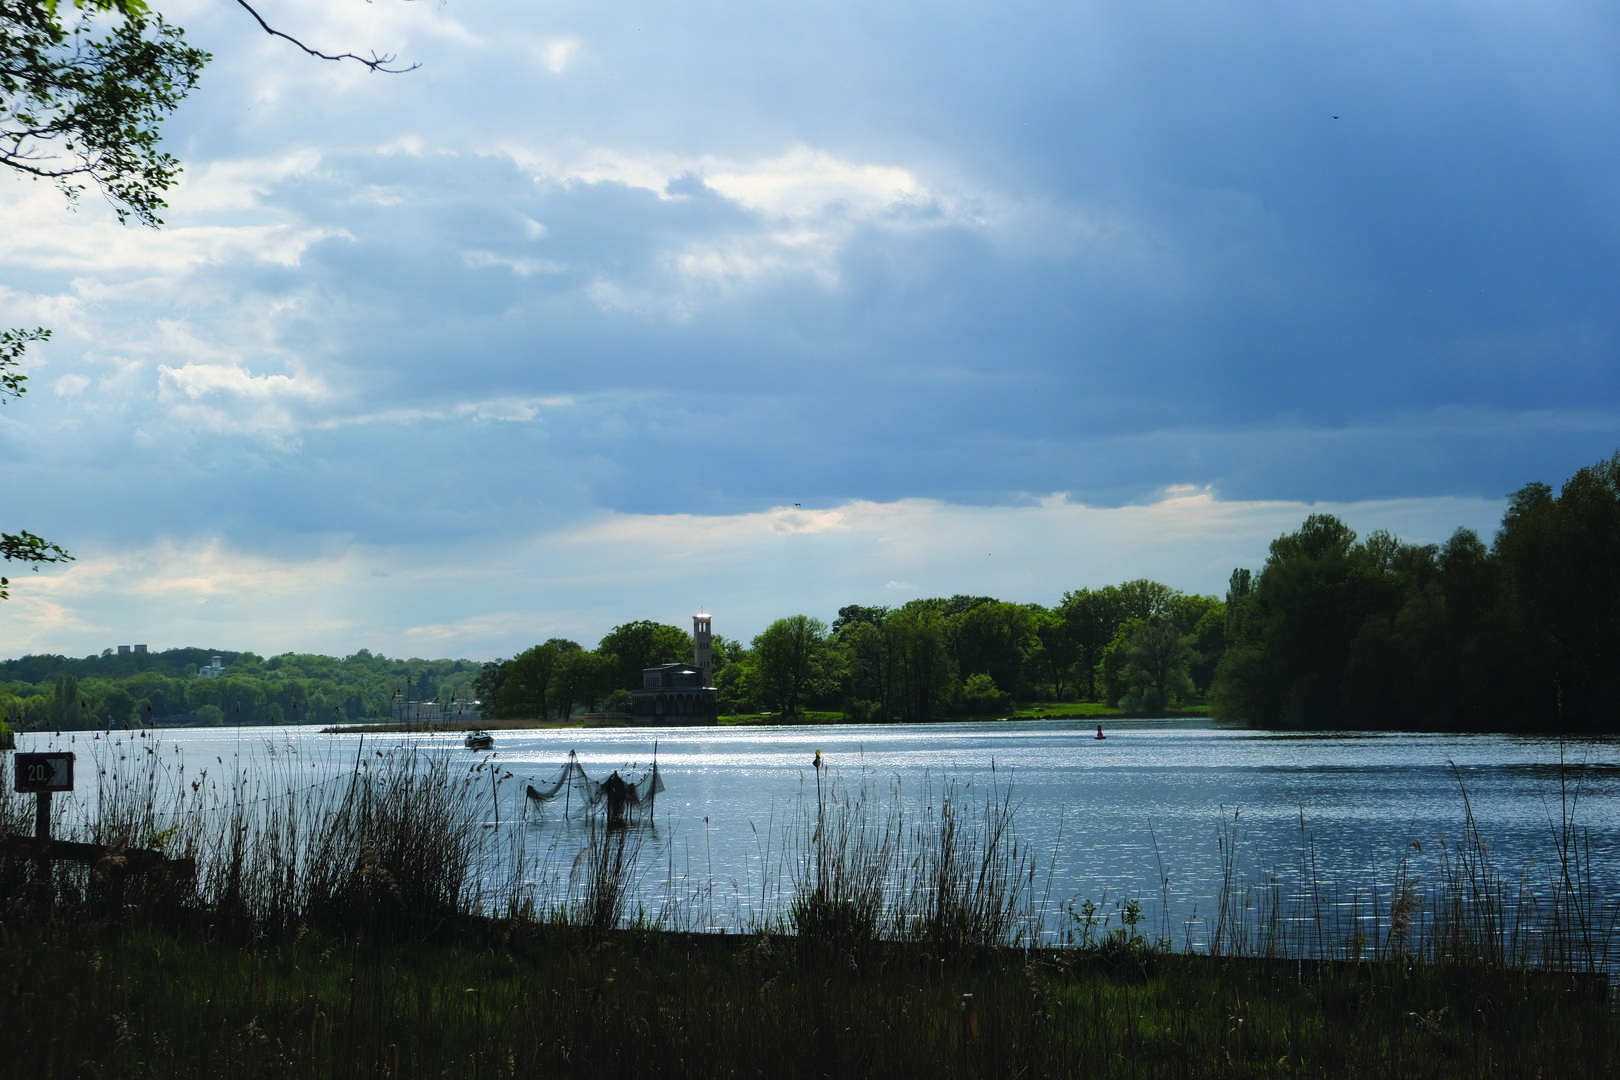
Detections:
[693, 613, 713, 688]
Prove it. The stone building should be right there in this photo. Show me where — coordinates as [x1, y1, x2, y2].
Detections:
[630, 613, 719, 725]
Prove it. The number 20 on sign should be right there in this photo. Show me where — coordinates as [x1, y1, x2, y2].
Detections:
[14, 752, 74, 794]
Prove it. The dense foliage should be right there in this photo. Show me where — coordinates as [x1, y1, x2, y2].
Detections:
[469, 587, 1224, 724]
[0, 647, 479, 729]
[1211, 451, 1620, 731]
[1, 0, 208, 225]
[1, 328, 74, 601]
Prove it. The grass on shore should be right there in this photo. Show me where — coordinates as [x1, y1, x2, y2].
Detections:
[2, 921, 1611, 1079]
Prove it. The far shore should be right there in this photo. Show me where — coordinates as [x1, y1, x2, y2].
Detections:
[319, 715, 633, 734]
[320, 706, 1211, 735]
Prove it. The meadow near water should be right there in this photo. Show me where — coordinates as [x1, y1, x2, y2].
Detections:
[19, 717, 1620, 961]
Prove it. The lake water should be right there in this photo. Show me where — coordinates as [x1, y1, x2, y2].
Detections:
[19, 718, 1620, 961]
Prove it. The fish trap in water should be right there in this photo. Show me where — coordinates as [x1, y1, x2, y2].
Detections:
[525, 747, 664, 828]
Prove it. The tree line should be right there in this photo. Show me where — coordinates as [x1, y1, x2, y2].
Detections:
[8, 451, 1614, 733]
[475, 584, 1228, 723]
[479, 453, 1619, 732]
[0, 648, 480, 731]
[1211, 451, 1620, 732]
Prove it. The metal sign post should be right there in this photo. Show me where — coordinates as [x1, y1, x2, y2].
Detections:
[14, 752, 74, 887]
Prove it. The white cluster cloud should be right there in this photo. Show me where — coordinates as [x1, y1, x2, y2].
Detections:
[155, 361, 329, 439]
[703, 148, 928, 221]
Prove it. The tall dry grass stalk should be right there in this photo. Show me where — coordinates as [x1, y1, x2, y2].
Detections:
[1197, 762, 1619, 975]
[783, 764, 1037, 953]
[3, 733, 1615, 976]
[570, 818, 645, 932]
[895, 766, 1033, 950]
[0, 733, 509, 940]
[789, 769, 901, 948]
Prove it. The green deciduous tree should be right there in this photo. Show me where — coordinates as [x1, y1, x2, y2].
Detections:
[752, 615, 834, 716]
[959, 671, 1009, 714]
[97, 684, 136, 727]
[549, 646, 612, 719]
[1056, 588, 1121, 702]
[596, 620, 692, 692]
[1495, 454, 1620, 727]
[1, 327, 73, 600]
[1106, 616, 1196, 714]
[952, 600, 1039, 707]
[2, 0, 208, 225]
[1211, 514, 1366, 726]
[1031, 605, 1078, 700]
[1058, 580, 1191, 702]
[476, 638, 590, 720]
[50, 672, 80, 728]
[834, 614, 890, 722]
[1208, 493, 1613, 730]
[885, 601, 956, 721]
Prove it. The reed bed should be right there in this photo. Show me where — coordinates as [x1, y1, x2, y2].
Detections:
[1193, 761, 1620, 976]
[0, 734, 1616, 1077]
[3, 734, 1616, 971]
[0, 732, 513, 941]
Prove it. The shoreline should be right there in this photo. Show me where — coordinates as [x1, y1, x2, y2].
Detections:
[319, 709, 1214, 735]
[319, 717, 617, 734]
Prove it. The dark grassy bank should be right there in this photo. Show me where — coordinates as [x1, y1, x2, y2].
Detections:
[1, 920, 1612, 1079]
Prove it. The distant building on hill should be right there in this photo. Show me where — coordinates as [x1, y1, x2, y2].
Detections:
[198, 656, 226, 678]
[631, 613, 718, 725]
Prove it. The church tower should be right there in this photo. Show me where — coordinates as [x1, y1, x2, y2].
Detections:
[693, 613, 713, 688]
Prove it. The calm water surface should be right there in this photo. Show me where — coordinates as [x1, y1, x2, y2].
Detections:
[24, 719, 1620, 953]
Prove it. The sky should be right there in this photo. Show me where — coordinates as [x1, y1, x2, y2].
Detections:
[2, 0, 1617, 661]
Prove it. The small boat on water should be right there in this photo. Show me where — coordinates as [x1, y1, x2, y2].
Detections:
[464, 729, 494, 751]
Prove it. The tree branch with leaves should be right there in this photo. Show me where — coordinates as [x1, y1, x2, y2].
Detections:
[0, 326, 73, 599]
[1, 0, 208, 225]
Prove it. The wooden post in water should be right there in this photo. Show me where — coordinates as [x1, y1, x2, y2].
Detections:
[648, 741, 659, 819]
[564, 750, 574, 819]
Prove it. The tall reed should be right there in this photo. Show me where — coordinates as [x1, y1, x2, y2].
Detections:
[571, 818, 644, 932]
[788, 768, 901, 949]
[780, 763, 1035, 954]
[894, 766, 1033, 951]
[1190, 763, 1619, 974]
[3, 732, 1615, 976]
[0, 733, 504, 941]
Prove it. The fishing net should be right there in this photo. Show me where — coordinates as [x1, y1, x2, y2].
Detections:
[525, 749, 664, 827]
